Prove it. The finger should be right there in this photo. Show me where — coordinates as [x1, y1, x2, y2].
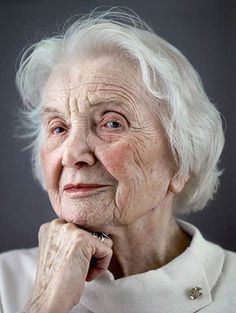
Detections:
[89, 233, 113, 259]
[86, 234, 113, 282]
[86, 249, 112, 282]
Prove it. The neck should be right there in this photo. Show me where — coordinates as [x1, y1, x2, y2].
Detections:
[108, 209, 191, 279]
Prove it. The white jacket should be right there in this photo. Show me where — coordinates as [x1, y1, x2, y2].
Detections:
[0, 220, 235, 313]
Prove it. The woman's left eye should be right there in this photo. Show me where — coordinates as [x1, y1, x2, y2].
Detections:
[104, 121, 122, 129]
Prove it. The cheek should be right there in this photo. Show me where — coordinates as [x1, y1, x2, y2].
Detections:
[96, 138, 162, 188]
[96, 141, 134, 180]
[40, 146, 62, 189]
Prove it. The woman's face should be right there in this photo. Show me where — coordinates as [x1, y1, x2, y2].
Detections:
[40, 55, 182, 231]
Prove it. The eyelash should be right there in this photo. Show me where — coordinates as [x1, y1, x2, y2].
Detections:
[100, 111, 128, 129]
[52, 126, 66, 134]
[103, 120, 122, 129]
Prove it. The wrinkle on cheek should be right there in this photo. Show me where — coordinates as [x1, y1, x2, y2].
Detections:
[122, 130, 156, 178]
[50, 189, 63, 218]
[96, 132, 157, 189]
[40, 124, 66, 151]
[96, 138, 151, 220]
[40, 144, 63, 213]
[44, 138, 64, 151]
[131, 142, 149, 175]
[40, 145, 49, 173]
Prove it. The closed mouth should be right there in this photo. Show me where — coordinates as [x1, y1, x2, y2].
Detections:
[64, 183, 109, 192]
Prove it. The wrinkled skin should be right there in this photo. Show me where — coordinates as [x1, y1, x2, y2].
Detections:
[24, 55, 189, 312]
[24, 219, 112, 313]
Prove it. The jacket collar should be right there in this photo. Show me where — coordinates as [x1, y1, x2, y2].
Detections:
[178, 220, 225, 291]
[79, 220, 224, 313]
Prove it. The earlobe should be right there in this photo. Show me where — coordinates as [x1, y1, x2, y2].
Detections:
[169, 174, 189, 194]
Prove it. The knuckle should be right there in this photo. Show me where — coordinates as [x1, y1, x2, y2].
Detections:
[73, 232, 91, 252]
[51, 218, 64, 227]
[39, 222, 49, 234]
[108, 238, 113, 245]
[63, 222, 76, 231]
[104, 238, 113, 249]
[75, 239, 93, 258]
[38, 223, 50, 242]
[74, 229, 87, 242]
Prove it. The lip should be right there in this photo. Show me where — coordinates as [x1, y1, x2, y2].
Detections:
[64, 183, 109, 193]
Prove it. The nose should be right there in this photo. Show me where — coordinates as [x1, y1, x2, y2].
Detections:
[62, 131, 96, 169]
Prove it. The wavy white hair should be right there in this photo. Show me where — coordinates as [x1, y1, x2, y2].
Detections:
[16, 8, 225, 214]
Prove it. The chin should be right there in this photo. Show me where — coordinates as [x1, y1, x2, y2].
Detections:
[58, 209, 87, 226]
[56, 209, 106, 232]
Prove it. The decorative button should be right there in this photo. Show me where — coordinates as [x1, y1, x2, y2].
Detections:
[189, 287, 203, 300]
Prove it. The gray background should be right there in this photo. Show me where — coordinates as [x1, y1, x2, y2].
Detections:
[0, 0, 235, 253]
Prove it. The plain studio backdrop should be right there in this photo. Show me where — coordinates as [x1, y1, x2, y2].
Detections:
[0, 0, 235, 253]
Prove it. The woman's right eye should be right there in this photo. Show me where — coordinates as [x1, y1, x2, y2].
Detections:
[46, 117, 68, 136]
[52, 126, 66, 135]
[52, 126, 65, 135]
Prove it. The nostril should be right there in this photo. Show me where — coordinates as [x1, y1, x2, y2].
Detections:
[62, 147, 97, 168]
[75, 161, 90, 167]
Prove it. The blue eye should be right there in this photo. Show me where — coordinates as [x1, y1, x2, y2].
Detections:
[53, 127, 65, 134]
[105, 121, 122, 128]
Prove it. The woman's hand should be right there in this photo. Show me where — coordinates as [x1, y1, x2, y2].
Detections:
[23, 219, 113, 313]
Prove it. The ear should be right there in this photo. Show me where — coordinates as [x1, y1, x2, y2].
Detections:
[169, 174, 189, 194]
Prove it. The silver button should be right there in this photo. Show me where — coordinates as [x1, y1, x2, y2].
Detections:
[189, 287, 203, 300]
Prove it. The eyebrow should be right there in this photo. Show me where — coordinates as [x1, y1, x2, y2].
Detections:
[89, 98, 128, 110]
[41, 107, 66, 118]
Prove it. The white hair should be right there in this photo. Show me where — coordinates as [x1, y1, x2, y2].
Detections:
[16, 7, 225, 214]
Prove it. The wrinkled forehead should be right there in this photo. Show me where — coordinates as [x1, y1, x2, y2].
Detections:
[43, 56, 144, 102]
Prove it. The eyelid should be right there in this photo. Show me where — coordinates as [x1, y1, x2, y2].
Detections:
[46, 116, 69, 126]
[102, 110, 129, 125]
[47, 117, 70, 134]
[49, 123, 66, 133]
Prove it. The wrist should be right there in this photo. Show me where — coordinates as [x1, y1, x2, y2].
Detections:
[23, 291, 73, 313]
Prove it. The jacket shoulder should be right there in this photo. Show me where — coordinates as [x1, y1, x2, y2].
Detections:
[206, 249, 236, 312]
[221, 249, 236, 282]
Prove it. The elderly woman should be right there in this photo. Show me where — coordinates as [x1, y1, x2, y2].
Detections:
[0, 8, 235, 313]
